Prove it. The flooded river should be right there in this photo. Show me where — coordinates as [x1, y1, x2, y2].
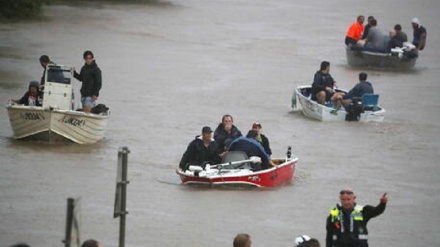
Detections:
[1, 0, 440, 246]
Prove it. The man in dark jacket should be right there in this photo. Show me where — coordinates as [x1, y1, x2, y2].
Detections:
[326, 188, 388, 247]
[179, 126, 221, 170]
[73, 50, 102, 113]
[311, 61, 344, 108]
[39, 55, 55, 88]
[228, 130, 275, 170]
[342, 72, 374, 106]
[214, 114, 242, 154]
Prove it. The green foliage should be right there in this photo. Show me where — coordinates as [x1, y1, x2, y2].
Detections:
[0, 0, 46, 19]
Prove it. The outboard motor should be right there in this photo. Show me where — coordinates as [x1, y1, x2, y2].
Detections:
[345, 97, 364, 121]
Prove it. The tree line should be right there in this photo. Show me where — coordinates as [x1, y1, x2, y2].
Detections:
[0, 0, 161, 21]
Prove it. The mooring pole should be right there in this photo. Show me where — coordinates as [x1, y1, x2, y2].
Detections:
[64, 198, 74, 247]
[114, 146, 130, 247]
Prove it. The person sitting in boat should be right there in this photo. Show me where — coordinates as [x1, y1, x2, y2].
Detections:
[360, 16, 375, 40]
[342, 72, 374, 106]
[10, 80, 43, 106]
[387, 24, 409, 52]
[362, 19, 388, 53]
[228, 129, 275, 171]
[179, 126, 222, 171]
[311, 61, 344, 109]
[344, 15, 364, 46]
[394, 24, 408, 44]
[411, 17, 427, 51]
[251, 122, 272, 157]
[214, 114, 242, 155]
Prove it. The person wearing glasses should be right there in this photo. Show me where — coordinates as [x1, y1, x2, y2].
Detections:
[326, 188, 388, 247]
[73, 50, 102, 113]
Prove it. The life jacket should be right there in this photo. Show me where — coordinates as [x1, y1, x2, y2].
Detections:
[330, 205, 368, 247]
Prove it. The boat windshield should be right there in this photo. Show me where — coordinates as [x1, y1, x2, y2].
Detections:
[47, 66, 71, 84]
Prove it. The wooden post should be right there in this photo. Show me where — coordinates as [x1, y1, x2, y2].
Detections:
[114, 146, 130, 247]
[64, 198, 74, 247]
[63, 198, 80, 247]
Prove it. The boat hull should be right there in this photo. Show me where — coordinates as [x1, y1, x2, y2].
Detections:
[176, 158, 298, 188]
[293, 86, 385, 122]
[6, 105, 108, 144]
[346, 47, 417, 69]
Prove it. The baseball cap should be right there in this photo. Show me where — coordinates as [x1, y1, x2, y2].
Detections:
[294, 235, 311, 247]
[202, 126, 212, 133]
[252, 122, 262, 129]
[411, 17, 420, 25]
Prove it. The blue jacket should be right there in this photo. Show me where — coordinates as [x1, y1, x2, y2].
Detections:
[228, 137, 270, 169]
[343, 81, 374, 100]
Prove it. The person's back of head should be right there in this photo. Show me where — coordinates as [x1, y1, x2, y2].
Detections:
[233, 233, 251, 247]
[81, 239, 100, 247]
[394, 24, 402, 32]
[10, 244, 31, 247]
[302, 238, 320, 247]
[359, 72, 368, 82]
[370, 19, 377, 27]
[39, 55, 50, 63]
[246, 129, 259, 139]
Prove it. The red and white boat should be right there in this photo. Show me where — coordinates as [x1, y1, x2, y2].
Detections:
[176, 148, 298, 188]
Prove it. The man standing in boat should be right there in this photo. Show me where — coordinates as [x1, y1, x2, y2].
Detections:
[326, 188, 388, 247]
[179, 126, 222, 171]
[411, 17, 427, 51]
[39, 55, 55, 90]
[73, 50, 102, 113]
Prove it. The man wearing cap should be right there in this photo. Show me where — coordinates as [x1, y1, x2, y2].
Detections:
[326, 188, 389, 247]
[411, 17, 427, 50]
[179, 126, 222, 170]
[251, 122, 272, 156]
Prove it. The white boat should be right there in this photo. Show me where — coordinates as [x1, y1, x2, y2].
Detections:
[6, 64, 109, 144]
[291, 85, 385, 122]
[345, 44, 418, 70]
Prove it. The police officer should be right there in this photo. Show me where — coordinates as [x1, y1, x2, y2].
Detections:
[326, 188, 389, 247]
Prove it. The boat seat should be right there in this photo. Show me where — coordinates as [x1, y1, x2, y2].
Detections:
[221, 151, 251, 169]
[362, 94, 379, 111]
